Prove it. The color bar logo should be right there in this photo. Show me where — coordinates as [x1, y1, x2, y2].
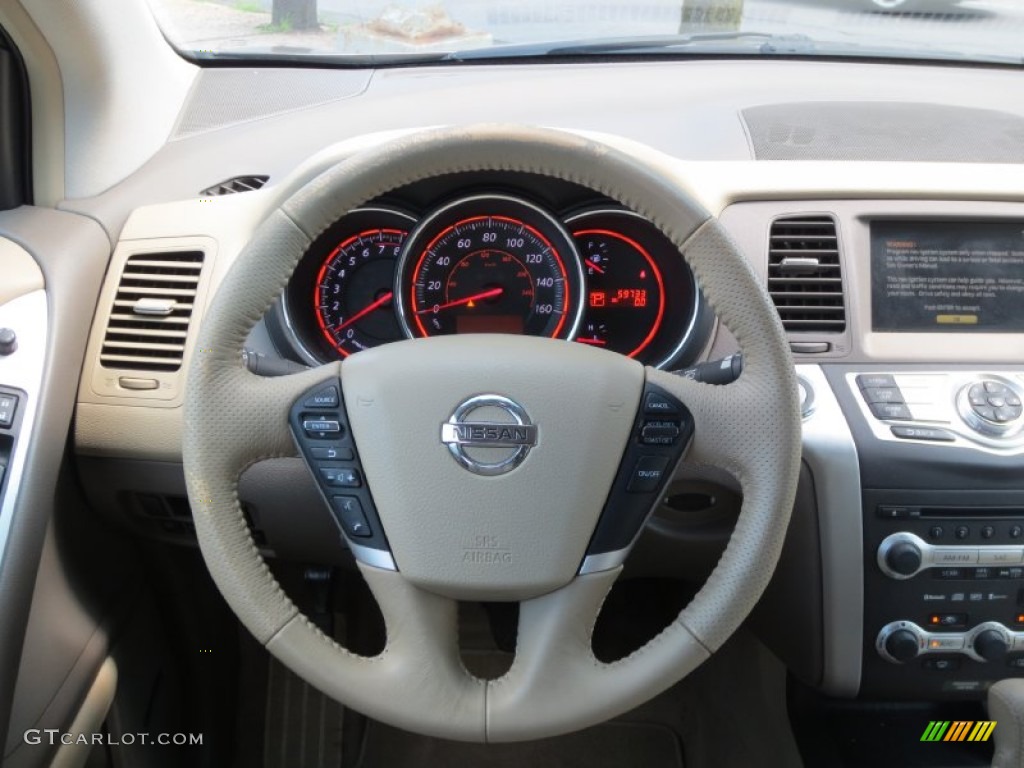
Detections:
[921, 721, 996, 742]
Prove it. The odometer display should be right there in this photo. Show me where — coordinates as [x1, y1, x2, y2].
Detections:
[397, 196, 584, 341]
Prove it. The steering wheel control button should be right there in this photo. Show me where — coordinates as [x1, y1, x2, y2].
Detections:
[0, 394, 17, 428]
[581, 383, 694, 571]
[890, 426, 955, 442]
[290, 380, 391, 560]
[320, 467, 362, 488]
[639, 420, 681, 446]
[303, 386, 340, 409]
[310, 444, 354, 462]
[440, 394, 537, 476]
[627, 456, 671, 493]
[643, 392, 678, 416]
[331, 496, 372, 538]
[302, 418, 342, 439]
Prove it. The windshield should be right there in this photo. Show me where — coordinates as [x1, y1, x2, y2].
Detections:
[147, 0, 1023, 65]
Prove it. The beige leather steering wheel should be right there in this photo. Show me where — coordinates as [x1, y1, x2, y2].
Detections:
[183, 124, 801, 742]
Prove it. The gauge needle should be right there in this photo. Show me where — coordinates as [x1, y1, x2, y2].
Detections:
[333, 291, 393, 332]
[576, 337, 607, 345]
[585, 259, 606, 274]
[416, 287, 503, 314]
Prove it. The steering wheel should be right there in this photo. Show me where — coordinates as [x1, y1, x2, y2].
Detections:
[183, 124, 801, 742]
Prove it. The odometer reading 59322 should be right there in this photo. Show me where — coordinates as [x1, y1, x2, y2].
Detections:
[397, 196, 584, 341]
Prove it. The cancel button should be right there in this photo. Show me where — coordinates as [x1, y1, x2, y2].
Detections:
[978, 549, 1024, 565]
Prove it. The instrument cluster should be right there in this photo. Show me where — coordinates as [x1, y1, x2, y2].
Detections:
[276, 183, 710, 369]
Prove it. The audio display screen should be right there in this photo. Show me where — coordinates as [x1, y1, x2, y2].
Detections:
[871, 221, 1024, 333]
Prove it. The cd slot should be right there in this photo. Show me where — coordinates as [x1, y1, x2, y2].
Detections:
[920, 507, 1024, 519]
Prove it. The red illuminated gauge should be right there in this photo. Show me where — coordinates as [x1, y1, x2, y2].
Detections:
[396, 196, 584, 340]
[311, 209, 413, 357]
[572, 227, 665, 358]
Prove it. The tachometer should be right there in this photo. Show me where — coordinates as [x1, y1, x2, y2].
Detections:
[396, 196, 584, 340]
[305, 208, 414, 358]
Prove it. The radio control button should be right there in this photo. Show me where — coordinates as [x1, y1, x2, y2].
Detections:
[982, 526, 995, 539]
[985, 381, 1009, 395]
[929, 526, 945, 540]
[1008, 394, 1022, 407]
[1011, 526, 1023, 539]
[955, 526, 970, 540]
[891, 426, 955, 442]
[1008, 657, 1024, 669]
[994, 406, 1021, 423]
[871, 402, 912, 421]
[863, 387, 904, 404]
[934, 549, 978, 565]
[973, 568, 992, 579]
[935, 567, 962, 579]
[923, 658, 961, 671]
[857, 374, 897, 390]
[978, 550, 1024, 565]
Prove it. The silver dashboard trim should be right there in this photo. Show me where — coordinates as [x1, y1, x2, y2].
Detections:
[844, 371, 1024, 455]
[0, 290, 48, 569]
[797, 364, 863, 697]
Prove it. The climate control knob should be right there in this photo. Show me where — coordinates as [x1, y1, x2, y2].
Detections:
[974, 629, 1009, 662]
[884, 540, 923, 577]
[884, 629, 921, 663]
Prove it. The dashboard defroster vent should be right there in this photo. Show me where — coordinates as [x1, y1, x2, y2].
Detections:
[767, 216, 846, 333]
[99, 251, 205, 372]
[200, 175, 269, 196]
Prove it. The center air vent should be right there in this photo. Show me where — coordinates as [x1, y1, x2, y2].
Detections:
[100, 251, 205, 372]
[199, 175, 268, 197]
[767, 216, 846, 333]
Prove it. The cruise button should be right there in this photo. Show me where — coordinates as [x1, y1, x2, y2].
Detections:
[626, 455, 671, 493]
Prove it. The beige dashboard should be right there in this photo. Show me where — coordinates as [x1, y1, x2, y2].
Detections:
[73, 128, 1024, 462]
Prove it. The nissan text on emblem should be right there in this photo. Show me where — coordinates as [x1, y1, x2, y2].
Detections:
[440, 394, 538, 476]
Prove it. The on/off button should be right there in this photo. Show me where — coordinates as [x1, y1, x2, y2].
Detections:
[627, 455, 671, 493]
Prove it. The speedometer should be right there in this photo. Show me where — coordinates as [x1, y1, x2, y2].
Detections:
[396, 196, 584, 340]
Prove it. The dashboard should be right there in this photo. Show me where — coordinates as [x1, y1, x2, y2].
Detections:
[272, 175, 710, 369]
[39, 58, 1024, 711]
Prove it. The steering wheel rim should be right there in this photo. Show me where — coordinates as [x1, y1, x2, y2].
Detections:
[183, 124, 801, 742]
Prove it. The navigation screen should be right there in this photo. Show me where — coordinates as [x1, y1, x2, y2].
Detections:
[871, 221, 1024, 333]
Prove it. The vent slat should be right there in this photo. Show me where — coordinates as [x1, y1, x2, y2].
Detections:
[767, 216, 846, 334]
[101, 250, 205, 373]
[200, 175, 269, 197]
[114, 286, 198, 298]
[104, 328, 189, 339]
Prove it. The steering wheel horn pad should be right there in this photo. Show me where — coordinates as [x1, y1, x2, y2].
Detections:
[183, 124, 801, 742]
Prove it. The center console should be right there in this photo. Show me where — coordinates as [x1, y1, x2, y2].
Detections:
[830, 366, 1024, 698]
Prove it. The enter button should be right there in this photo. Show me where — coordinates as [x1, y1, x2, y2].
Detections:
[626, 455, 671, 494]
[978, 550, 1024, 565]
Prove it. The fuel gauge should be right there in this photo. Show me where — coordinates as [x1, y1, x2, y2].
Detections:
[571, 216, 665, 359]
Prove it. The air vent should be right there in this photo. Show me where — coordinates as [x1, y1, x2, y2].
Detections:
[99, 251, 205, 372]
[199, 175, 268, 197]
[767, 216, 846, 333]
